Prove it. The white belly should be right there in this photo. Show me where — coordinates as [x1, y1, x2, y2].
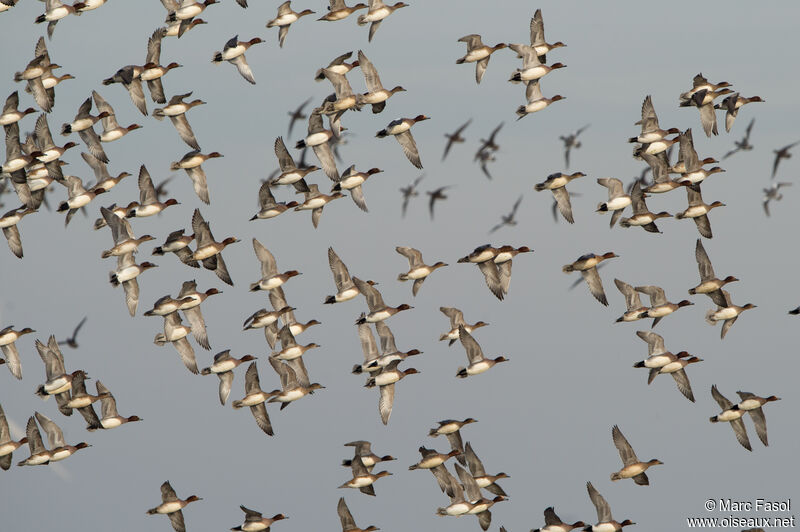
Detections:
[101, 129, 125, 142]
[467, 361, 491, 375]
[712, 307, 738, 320]
[717, 409, 744, 422]
[115, 265, 141, 283]
[606, 197, 632, 210]
[68, 194, 94, 209]
[157, 501, 184, 514]
[101, 418, 123, 429]
[737, 398, 761, 410]
[518, 65, 549, 80]
[304, 132, 330, 147]
[338, 175, 365, 189]
[165, 326, 190, 342]
[135, 205, 162, 217]
[367, 310, 391, 322]
[140, 69, 163, 81]
[464, 49, 490, 62]
[271, 13, 298, 26]
[374, 373, 400, 386]
[258, 277, 285, 290]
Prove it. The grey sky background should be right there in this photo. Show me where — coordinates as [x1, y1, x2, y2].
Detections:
[1, 1, 799, 530]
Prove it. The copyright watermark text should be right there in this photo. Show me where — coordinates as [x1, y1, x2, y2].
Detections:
[687, 498, 795, 528]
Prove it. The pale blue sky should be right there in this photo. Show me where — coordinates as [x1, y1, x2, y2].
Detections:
[1, 1, 798, 531]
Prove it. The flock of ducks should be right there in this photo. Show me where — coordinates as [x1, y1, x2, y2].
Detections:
[0, 2, 792, 531]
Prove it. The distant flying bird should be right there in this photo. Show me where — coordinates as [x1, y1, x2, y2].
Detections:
[559, 124, 589, 168]
[477, 122, 503, 154]
[763, 181, 792, 217]
[443, 119, 471, 161]
[475, 146, 496, 179]
[58, 317, 87, 349]
[489, 196, 522, 233]
[287, 97, 312, 137]
[772, 141, 799, 178]
[722, 118, 755, 160]
[426, 186, 452, 220]
[399, 174, 424, 217]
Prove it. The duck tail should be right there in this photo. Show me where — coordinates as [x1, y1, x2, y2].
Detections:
[13, 72, 25, 82]
[341, 459, 352, 467]
[509, 72, 522, 83]
[533, 183, 546, 191]
[597, 202, 609, 212]
[455, 58, 466, 65]
[109, 272, 120, 286]
[619, 218, 631, 228]
[100, 250, 113, 259]
[633, 360, 646, 368]
[709, 415, 719, 423]
[295, 140, 307, 149]
[212, 52, 223, 63]
[57, 201, 69, 212]
[169, 162, 181, 171]
[627, 136, 639, 143]
[456, 367, 468, 378]
[562, 264, 575, 273]
[35, 14, 47, 24]
[61, 123, 72, 135]
[249, 282, 261, 292]
[688, 288, 697, 295]
[356, 14, 368, 25]
[355, 316, 367, 325]
[515, 106, 527, 120]
[704, 310, 717, 325]
[324, 295, 336, 304]
[152, 108, 165, 121]
[35, 385, 48, 398]
[152, 246, 164, 256]
[351, 364, 363, 375]
[375, 129, 388, 138]
[397, 273, 408, 282]
[610, 472, 621, 481]
[428, 428, 439, 437]
[93, 218, 106, 231]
